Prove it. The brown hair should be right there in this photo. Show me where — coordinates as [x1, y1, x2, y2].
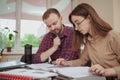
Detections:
[42, 8, 60, 20]
[69, 3, 112, 50]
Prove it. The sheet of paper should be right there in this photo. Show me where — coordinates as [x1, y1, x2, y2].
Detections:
[26, 63, 105, 79]
[54, 66, 92, 78]
[26, 63, 56, 70]
[54, 66, 105, 80]
[27, 63, 93, 78]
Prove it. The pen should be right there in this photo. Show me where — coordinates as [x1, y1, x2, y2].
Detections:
[53, 31, 57, 37]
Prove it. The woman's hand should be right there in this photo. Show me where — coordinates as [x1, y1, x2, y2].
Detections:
[50, 58, 69, 66]
[89, 64, 105, 75]
[55, 58, 70, 66]
[89, 64, 117, 77]
[56, 58, 66, 65]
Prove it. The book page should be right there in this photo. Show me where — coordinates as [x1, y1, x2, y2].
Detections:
[26, 63, 56, 70]
[26, 63, 97, 78]
[51, 66, 92, 78]
[58, 67, 91, 78]
[25, 63, 106, 79]
[49, 66, 105, 79]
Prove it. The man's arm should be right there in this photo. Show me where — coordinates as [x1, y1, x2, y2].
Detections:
[34, 35, 60, 63]
[40, 46, 57, 62]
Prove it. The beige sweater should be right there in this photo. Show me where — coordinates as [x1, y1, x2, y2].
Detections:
[70, 30, 120, 79]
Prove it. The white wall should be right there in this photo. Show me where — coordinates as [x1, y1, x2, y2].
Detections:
[113, 0, 120, 31]
[76, 0, 120, 30]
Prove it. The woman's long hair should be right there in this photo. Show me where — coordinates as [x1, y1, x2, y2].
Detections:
[69, 3, 112, 51]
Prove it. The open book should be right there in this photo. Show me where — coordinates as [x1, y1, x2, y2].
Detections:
[51, 67, 92, 78]
[26, 63, 106, 79]
[50, 67, 106, 80]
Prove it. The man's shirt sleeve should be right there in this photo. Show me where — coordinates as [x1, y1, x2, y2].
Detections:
[34, 34, 51, 63]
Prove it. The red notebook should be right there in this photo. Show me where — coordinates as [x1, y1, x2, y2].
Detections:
[0, 68, 57, 80]
[0, 73, 33, 80]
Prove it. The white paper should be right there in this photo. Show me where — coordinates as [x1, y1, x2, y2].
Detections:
[53, 66, 106, 80]
[26, 64, 96, 78]
[26, 63, 56, 70]
[25, 63, 106, 79]
[50, 66, 92, 78]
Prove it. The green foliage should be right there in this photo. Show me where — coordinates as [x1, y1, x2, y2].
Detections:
[0, 27, 18, 48]
[4, 27, 18, 41]
[0, 30, 6, 54]
[21, 34, 43, 47]
[1, 27, 43, 49]
[0, 28, 7, 49]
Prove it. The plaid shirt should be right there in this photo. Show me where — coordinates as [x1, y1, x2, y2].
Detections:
[34, 26, 81, 63]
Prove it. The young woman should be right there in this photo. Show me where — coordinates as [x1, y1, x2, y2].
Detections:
[55, 3, 120, 80]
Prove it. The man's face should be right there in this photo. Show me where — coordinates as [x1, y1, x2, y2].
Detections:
[44, 13, 62, 34]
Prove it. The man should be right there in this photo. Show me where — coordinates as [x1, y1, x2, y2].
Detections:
[34, 8, 80, 64]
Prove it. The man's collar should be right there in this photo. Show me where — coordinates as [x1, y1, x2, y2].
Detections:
[49, 25, 68, 38]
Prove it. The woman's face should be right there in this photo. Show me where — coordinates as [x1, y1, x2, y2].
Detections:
[71, 15, 90, 35]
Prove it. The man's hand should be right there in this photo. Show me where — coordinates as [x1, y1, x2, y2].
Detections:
[53, 36, 60, 49]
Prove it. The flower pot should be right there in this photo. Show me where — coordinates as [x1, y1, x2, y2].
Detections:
[7, 47, 11, 52]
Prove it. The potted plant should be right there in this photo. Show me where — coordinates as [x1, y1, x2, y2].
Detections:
[0, 29, 5, 58]
[4, 27, 18, 52]
[0, 27, 7, 54]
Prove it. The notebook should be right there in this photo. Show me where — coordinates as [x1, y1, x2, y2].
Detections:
[0, 61, 26, 71]
[0, 68, 58, 80]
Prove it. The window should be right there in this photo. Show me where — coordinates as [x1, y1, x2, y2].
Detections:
[0, 0, 16, 50]
[0, 0, 77, 53]
[20, 0, 47, 49]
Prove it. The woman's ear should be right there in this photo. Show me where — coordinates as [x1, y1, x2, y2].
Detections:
[87, 15, 92, 22]
[87, 15, 91, 19]
[60, 16, 62, 20]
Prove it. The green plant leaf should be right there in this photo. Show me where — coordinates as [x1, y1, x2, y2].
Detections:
[4, 27, 9, 29]
[13, 30, 18, 34]
[9, 34, 14, 40]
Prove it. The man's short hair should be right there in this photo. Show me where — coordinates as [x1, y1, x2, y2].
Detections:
[42, 8, 60, 20]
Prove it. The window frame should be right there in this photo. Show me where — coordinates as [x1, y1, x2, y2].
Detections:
[14, 0, 77, 54]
